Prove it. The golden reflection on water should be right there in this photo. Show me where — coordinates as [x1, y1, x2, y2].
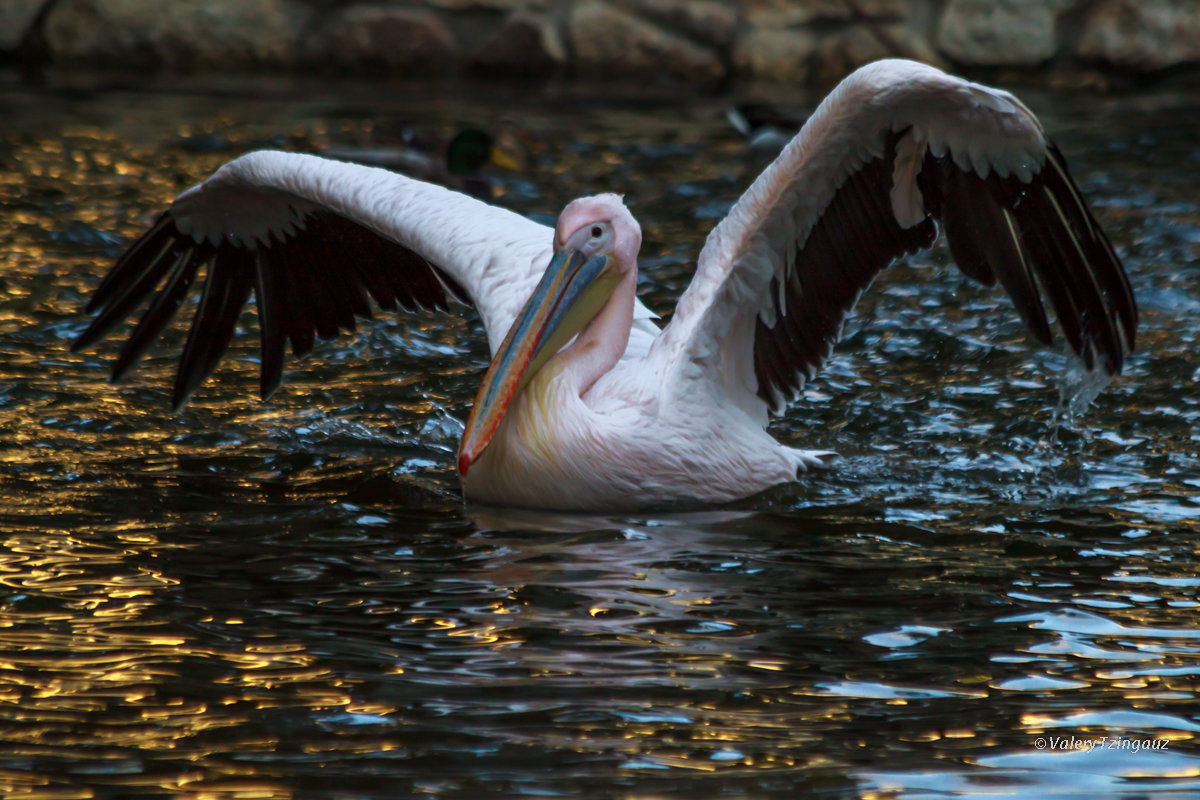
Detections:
[0, 525, 354, 798]
[2, 75, 1199, 799]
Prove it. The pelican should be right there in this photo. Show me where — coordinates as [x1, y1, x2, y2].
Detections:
[74, 60, 1136, 511]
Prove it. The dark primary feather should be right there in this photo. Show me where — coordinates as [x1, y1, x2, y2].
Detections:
[74, 210, 467, 408]
[754, 135, 936, 412]
[753, 132, 1137, 413]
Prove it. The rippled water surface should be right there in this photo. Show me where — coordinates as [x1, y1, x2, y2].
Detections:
[2, 70, 1199, 798]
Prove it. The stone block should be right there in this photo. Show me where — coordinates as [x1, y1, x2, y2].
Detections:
[423, 0, 548, 10]
[568, 1, 724, 81]
[745, 0, 909, 27]
[45, 0, 308, 68]
[732, 26, 816, 83]
[936, 0, 1075, 67]
[0, 0, 51, 51]
[612, 0, 739, 49]
[1077, 0, 1200, 71]
[320, 6, 457, 73]
[470, 10, 564, 75]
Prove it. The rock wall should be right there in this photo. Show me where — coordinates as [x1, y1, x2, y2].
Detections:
[3, 0, 1199, 83]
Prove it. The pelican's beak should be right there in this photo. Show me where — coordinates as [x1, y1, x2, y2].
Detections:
[458, 248, 618, 476]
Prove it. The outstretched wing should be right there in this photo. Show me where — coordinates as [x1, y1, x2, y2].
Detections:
[73, 151, 556, 407]
[650, 59, 1136, 422]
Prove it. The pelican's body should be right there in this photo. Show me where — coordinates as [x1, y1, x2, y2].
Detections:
[75, 60, 1136, 511]
[463, 343, 813, 509]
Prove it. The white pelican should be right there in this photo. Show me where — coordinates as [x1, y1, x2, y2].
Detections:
[74, 60, 1136, 511]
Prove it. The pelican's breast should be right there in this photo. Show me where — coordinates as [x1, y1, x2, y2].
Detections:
[462, 363, 595, 506]
[460, 355, 795, 511]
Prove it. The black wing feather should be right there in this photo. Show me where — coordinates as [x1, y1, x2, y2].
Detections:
[74, 209, 468, 405]
[74, 231, 190, 352]
[755, 137, 936, 411]
[173, 246, 254, 408]
[86, 213, 177, 314]
[753, 131, 1136, 411]
[111, 243, 206, 381]
[1044, 145, 1136, 345]
[253, 250, 288, 401]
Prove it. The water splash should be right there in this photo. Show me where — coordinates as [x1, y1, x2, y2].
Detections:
[1052, 353, 1114, 428]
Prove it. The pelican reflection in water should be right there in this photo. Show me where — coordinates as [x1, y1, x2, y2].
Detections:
[75, 60, 1137, 511]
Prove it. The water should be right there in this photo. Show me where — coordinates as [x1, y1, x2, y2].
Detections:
[1, 70, 1199, 798]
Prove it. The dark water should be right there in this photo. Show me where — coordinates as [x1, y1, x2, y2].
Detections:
[1, 70, 1198, 798]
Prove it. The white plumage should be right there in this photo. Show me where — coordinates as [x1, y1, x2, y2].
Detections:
[76, 60, 1136, 510]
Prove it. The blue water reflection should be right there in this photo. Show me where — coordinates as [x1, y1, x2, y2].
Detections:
[1, 71, 1198, 798]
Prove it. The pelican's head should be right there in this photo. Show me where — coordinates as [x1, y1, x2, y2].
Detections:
[552, 193, 641, 272]
[458, 194, 640, 477]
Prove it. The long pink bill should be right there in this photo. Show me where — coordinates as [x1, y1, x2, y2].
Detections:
[457, 249, 616, 476]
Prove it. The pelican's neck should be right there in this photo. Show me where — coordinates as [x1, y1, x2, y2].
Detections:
[552, 266, 637, 396]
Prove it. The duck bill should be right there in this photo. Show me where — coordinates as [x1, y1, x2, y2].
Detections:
[489, 144, 522, 172]
[457, 249, 618, 476]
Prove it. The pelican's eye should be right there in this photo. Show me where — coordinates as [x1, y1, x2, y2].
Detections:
[565, 221, 612, 256]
